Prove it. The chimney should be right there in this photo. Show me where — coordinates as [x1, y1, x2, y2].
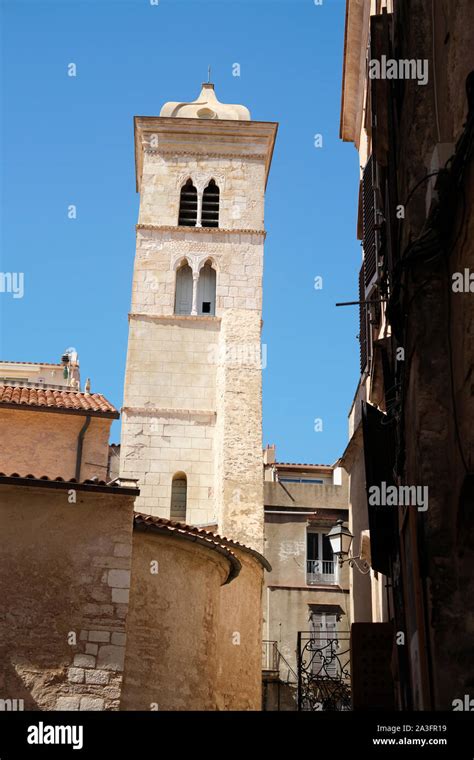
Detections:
[263, 444, 276, 465]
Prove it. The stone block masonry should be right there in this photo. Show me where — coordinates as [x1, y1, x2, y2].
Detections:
[120, 118, 274, 553]
[61, 538, 131, 709]
[0, 486, 135, 711]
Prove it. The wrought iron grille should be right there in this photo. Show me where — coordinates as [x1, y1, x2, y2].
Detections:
[297, 631, 351, 711]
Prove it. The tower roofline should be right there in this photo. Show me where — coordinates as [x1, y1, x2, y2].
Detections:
[133, 115, 278, 192]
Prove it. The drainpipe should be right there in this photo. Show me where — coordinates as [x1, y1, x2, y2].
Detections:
[75, 416, 91, 481]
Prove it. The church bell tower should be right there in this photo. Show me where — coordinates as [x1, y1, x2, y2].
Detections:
[120, 81, 277, 552]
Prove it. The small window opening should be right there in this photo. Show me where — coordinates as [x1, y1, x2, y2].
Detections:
[178, 179, 198, 227]
[201, 179, 220, 228]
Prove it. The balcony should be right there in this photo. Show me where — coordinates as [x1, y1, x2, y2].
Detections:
[306, 559, 337, 585]
[262, 640, 279, 672]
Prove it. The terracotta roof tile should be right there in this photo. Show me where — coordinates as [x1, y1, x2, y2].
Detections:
[0, 385, 118, 416]
[134, 512, 271, 572]
[134, 513, 241, 583]
[0, 472, 139, 494]
[0, 472, 107, 484]
[274, 462, 333, 469]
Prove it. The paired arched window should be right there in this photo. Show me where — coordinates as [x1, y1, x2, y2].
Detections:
[174, 262, 193, 315]
[170, 473, 187, 522]
[174, 259, 216, 316]
[178, 179, 198, 226]
[178, 178, 220, 227]
[201, 180, 220, 228]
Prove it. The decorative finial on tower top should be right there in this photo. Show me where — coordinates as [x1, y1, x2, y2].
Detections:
[160, 80, 250, 120]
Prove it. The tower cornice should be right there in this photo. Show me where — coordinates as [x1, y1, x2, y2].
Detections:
[134, 116, 278, 192]
[136, 223, 266, 238]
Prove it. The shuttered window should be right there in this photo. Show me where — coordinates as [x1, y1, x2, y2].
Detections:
[362, 155, 377, 287]
[359, 265, 368, 373]
[201, 179, 219, 228]
[178, 179, 198, 226]
[170, 473, 187, 522]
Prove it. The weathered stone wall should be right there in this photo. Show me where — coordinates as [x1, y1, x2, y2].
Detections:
[264, 478, 348, 510]
[120, 312, 219, 522]
[0, 409, 112, 481]
[138, 153, 266, 230]
[346, 440, 373, 623]
[341, 0, 474, 709]
[215, 308, 264, 551]
[129, 226, 264, 317]
[215, 549, 264, 710]
[120, 530, 229, 710]
[0, 485, 135, 710]
[394, 0, 474, 708]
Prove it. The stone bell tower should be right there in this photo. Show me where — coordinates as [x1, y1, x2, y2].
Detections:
[120, 82, 277, 552]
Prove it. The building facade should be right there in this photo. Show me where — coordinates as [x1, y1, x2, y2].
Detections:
[262, 446, 350, 710]
[340, 0, 474, 709]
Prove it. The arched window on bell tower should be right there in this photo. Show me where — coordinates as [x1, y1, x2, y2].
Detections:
[171, 472, 187, 522]
[201, 179, 219, 228]
[178, 179, 198, 226]
[174, 261, 193, 315]
[197, 260, 216, 315]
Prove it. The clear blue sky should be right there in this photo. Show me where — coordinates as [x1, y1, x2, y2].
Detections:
[0, 0, 361, 464]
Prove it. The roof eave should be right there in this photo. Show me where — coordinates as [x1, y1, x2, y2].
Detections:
[0, 474, 139, 496]
[339, 0, 370, 146]
[0, 401, 119, 420]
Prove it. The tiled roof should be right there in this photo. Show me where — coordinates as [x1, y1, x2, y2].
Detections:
[0, 386, 119, 417]
[0, 472, 109, 483]
[134, 512, 271, 573]
[274, 461, 333, 469]
[134, 513, 241, 583]
[0, 472, 139, 494]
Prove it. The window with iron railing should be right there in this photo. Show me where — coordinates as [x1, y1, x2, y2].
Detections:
[307, 531, 337, 585]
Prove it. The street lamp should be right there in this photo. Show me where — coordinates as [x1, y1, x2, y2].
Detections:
[326, 520, 370, 574]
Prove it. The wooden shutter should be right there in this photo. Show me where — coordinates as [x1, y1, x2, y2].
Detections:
[170, 476, 187, 522]
[178, 179, 198, 226]
[359, 265, 368, 372]
[201, 180, 219, 228]
[362, 154, 377, 288]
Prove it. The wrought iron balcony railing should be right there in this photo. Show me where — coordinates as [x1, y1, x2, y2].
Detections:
[297, 631, 351, 711]
[306, 559, 336, 584]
